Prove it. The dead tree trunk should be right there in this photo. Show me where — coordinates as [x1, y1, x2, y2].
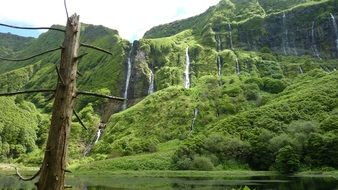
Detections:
[37, 14, 80, 190]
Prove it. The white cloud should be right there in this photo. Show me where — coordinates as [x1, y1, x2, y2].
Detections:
[0, 0, 220, 41]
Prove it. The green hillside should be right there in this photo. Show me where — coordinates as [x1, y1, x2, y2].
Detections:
[0, 0, 338, 175]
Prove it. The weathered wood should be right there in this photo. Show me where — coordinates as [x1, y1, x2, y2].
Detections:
[0, 89, 55, 96]
[80, 43, 112, 55]
[0, 47, 62, 61]
[77, 91, 125, 101]
[15, 167, 41, 181]
[0, 23, 65, 32]
[37, 14, 81, 190]
[73, 109, 87, 130]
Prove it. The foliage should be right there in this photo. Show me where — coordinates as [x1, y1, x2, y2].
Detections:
[0, 0, 337, 175]
[275, 145, 301, 174]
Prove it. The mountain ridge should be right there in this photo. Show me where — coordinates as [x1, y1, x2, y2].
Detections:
[0, 0, 337, 174]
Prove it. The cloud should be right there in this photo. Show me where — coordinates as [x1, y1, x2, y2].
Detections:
[0, 0, 220, 41]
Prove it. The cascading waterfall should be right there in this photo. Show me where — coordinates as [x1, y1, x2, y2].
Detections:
[311, 21, 321, 59]
[215, 33, 222, 77]
[148, 69, 154, 94]
[94, 128, 103, 144]
[190, 108, 198, 131]
[282, 13, 290, 55]
[122, 47, 133, 110]
[184, 47, 191, 89]
[83, 129, 102, 156]
[235, 57, 240, 75]
[299, 66, 304, 74]
[228, 23, 234, 50]
[217, 56, 222, 77]
[84, 123, 106, 156]
[330, 13, 338, 51]
[216, 33, 222, 51]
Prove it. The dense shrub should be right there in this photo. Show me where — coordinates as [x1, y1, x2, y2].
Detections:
[191, 156, 214, 171]
[275, 145, 300, 174]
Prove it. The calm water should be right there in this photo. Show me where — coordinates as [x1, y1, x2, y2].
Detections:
[0, 173, 337, 190]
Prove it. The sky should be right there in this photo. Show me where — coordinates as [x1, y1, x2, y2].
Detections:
[0, 0, 220, 41]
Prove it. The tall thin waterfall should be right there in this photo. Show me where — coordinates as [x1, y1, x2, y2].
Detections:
[148, 69, 154, 94]
[235, 57, 240, 75]
[94, 128, 103, 144]
[330, 13, 338, 51]
[217, 56, 222, 77]
[184, 47, 191, 89]
[311, 21, 321, 59]
[122, 47, 133, 110]
[191, 108, 198, 131]
[282, 13, 290, 55]
[216, 33, 222, 51]
[299, 66, 304, 74]
[215, 33, 222, 77]
[228, 23, 234, 50]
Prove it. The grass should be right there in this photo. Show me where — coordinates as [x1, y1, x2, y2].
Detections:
[73, 169, 276, 178]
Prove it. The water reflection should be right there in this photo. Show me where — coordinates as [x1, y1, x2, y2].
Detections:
[0, 173, 337, 190]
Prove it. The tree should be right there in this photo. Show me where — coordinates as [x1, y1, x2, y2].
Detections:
[0, 7, 124, 190]
[275, 145, 300, 174]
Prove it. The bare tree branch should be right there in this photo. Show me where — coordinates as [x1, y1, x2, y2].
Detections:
[0, 23, 65, 32]
[64, 169, 72, 173]
[55, 65, 65, 85]
[64, 0, 69, 19]
[76, 71, 83, 77]
[77, 91, 125, 101]
[75, 53, 88, 61]
[15, 167, 41, 181]
[0, 47, 62, 62]
[80, 43, 112, 55]
[73, 109, 87, 130]
[65, 185, 72, 189]
[0, 89, 55, 97]
[45, 94, 55, 102]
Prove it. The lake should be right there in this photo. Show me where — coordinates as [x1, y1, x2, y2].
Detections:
[0, 172, 337, 189]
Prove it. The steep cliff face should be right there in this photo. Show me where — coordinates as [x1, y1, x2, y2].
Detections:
[236, 1, 338, 58]
[92, 0, 338, 172]
[145, 0, 338, 59]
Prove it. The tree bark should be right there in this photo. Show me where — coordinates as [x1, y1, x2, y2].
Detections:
[37, 14, 80, 190]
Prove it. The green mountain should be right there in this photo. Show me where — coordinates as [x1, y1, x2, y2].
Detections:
[0, 33, 33, 57]
[0, 0, 338, 174]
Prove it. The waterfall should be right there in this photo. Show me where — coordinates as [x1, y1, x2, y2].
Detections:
[282, 13, 290, 55]
[148, 69, 154, 94]
[215, 33, 222, 77]
[216, 33, 222, 51]
[191, 108, 198, 131]
[122, 47, 133, 110]
[299, 66, 304, 74]
[84, 123, 106, 156]
[228, 23, 234, 50]
[311, 21, 321, 59]
[217, 56, 222, 77]
[235, 57, 240, 75]
[330, 13, 338, 51]
[94, 129, 102, 144]
[184, 47, 191, 89]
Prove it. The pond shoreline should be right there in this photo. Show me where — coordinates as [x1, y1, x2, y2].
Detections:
[1, 163, 337, 179]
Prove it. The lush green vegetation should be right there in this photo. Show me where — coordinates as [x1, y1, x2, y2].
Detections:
[0, 0, 337, 177]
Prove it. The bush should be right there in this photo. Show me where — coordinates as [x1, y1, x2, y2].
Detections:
[191, 156, 214, 171]
[261, 77, 287, 94]
[275, 145, 300, 174]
